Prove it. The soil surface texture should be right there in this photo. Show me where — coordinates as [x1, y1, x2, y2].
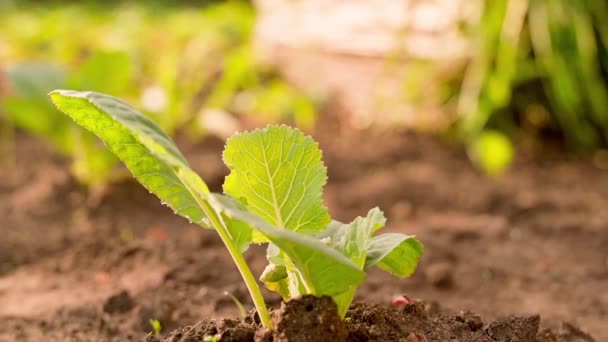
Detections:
[1, 120, 607, 341]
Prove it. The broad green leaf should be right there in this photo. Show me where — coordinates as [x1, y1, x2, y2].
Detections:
[223, 125, 331, 241]
[208, 193, 365, 296]
[49, 90, 209, 225]
[364, 233, 423, 277]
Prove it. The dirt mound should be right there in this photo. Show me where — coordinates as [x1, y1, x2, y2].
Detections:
[147, 296, 594, 342]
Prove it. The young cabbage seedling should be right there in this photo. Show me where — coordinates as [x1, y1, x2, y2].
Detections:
[49, 90, 423, 327]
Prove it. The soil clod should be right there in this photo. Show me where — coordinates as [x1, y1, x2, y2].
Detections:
[272, 295, 347, 342]
[103, 290, 136, 314]
[485, 315, 540, 342]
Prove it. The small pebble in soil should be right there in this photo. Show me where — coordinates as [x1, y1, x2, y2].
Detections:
[103, 290, 135, 314]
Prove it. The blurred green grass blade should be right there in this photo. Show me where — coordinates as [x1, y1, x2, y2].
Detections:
[463, 0, 608, 150]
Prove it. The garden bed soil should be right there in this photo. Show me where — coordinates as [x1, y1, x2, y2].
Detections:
[146, 296, 595, 342]
[1, 118, 607, 341]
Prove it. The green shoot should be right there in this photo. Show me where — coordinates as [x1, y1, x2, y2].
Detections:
[203, 335, 220, 342]
[49, 90, 422, 325]
[223, 290, 248, 319]
[149, 319, 162, 336]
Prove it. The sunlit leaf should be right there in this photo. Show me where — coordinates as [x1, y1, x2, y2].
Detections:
[223, 125, 331, 240]
[365, 233, 423, 277]
[50, 90, 209, 224]
[208, 193, 365, 296]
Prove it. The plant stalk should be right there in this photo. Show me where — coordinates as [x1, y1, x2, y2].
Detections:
[205, 202, 273, 328]
[180, 179, 272, 328]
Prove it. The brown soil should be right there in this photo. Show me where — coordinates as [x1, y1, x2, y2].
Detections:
[1, 119, 607, 341]
[145, 296, 594, 342]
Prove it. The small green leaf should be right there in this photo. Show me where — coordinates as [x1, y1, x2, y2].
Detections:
[321, 208, 386, 318]
[365, 233, 423, 277]
[333, 208, 386, 267]
[208, 193, 365, 296]
[260, 263, 287, 282]
[49, 90, 209, 225]
[223, 125, 331, 240]
[259, 245, 291, 298]
[260, 263, 290, 298]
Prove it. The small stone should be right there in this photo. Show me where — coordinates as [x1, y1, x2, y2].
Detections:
[103, 290, 135, 314]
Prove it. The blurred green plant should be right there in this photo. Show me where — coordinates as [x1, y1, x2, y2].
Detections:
[459, 0, 608, 153]
[2, 62, 121, 186]
[468, 130, 514, 176]
[0, 1, 317, 132]
[0, 1, 318, 186]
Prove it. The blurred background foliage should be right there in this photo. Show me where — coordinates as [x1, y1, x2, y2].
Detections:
[460, 0, 608, 172]
[1, 0, 607, 183]
[0, 0, 317, 186]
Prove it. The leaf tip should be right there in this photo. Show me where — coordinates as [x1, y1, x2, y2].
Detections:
[47, 89, 63, 102]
